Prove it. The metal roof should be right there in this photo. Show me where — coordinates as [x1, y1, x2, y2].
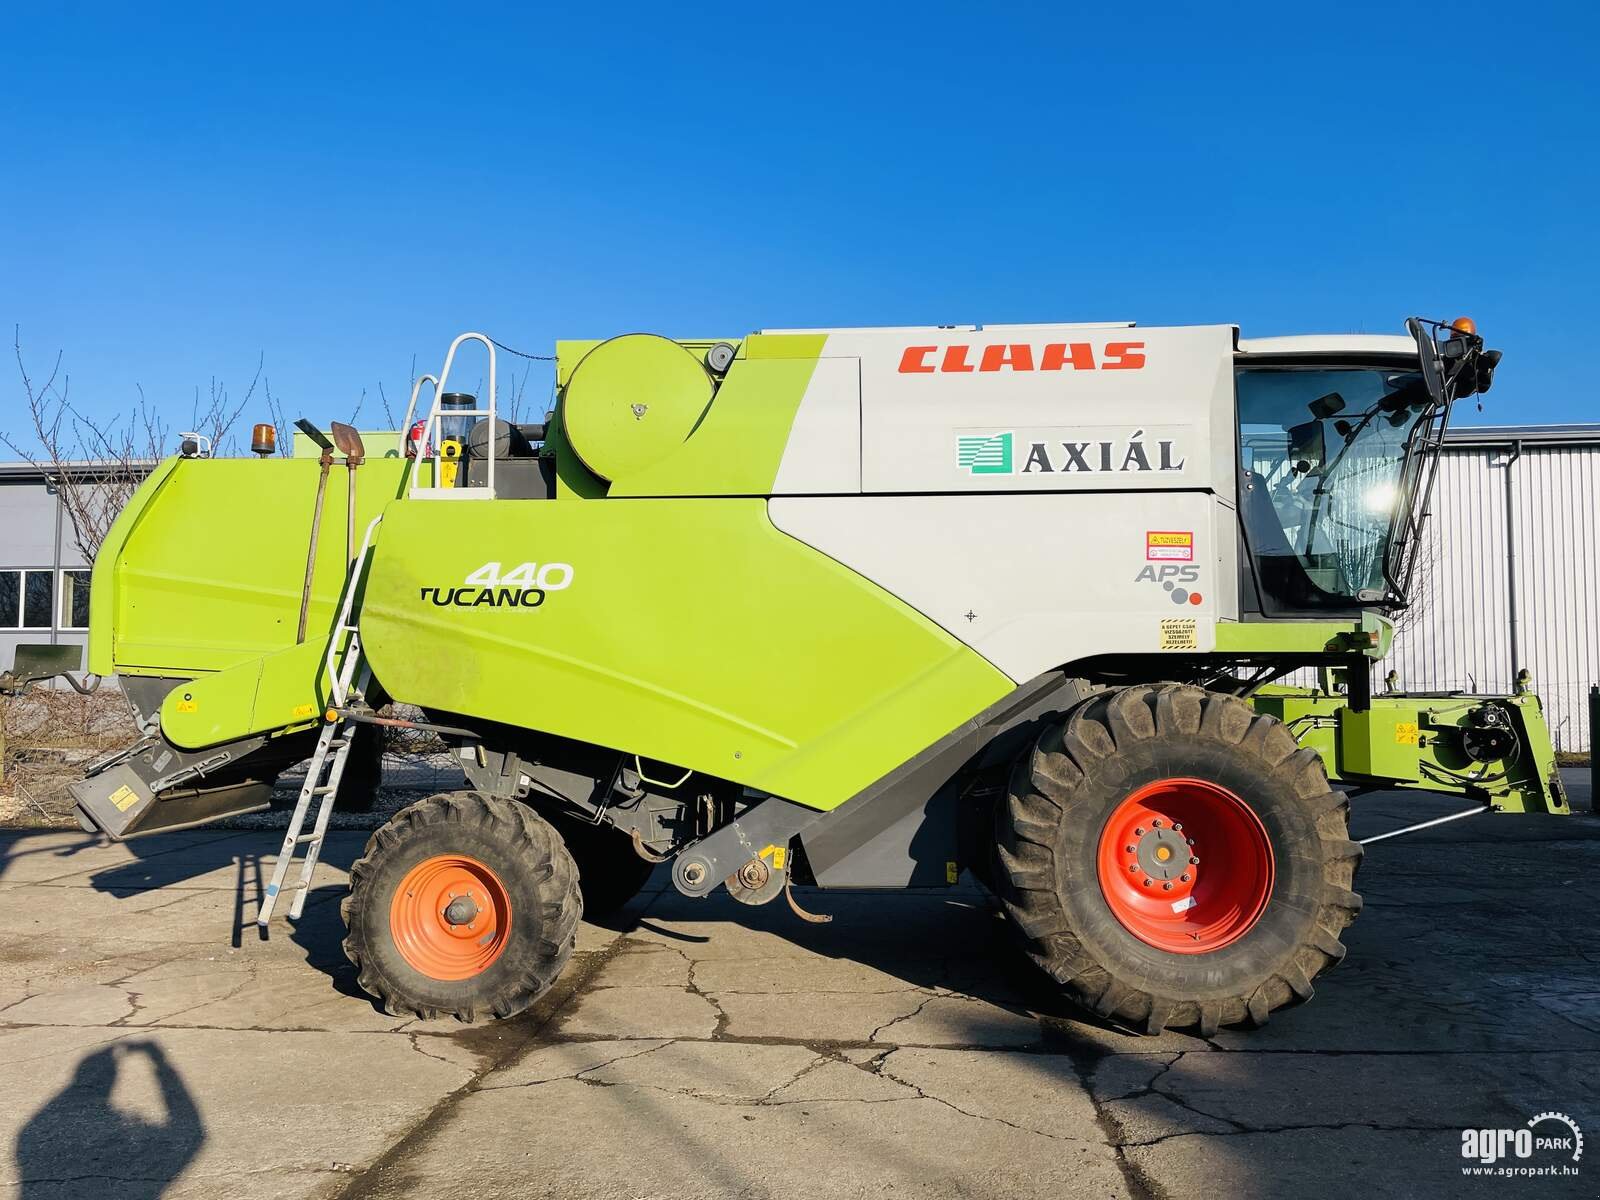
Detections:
[0, 460, 158, 481]
[1443, 423, 1600, 448]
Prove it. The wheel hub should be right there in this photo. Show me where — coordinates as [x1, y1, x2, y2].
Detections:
[1096, 778, 1273, 954]
[1132, 824, 1191, 884]
[389, 854, 512, 981]
[443, 895, 480, 926]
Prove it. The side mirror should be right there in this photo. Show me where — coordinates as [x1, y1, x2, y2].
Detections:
[1309, 392, 1345, 420]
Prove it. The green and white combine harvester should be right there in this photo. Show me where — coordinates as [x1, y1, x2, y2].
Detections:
[33, 316, 1570, 1033]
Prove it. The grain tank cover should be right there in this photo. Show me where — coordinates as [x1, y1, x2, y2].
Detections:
[563, 334, 716, 482]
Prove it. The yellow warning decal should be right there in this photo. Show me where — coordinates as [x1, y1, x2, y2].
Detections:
[1159, 618, 1198, 651]
[175, 698, 197, 713]
[1394, 721, 1421, 746]
[291, 703, 316, 720]
[759, 844, 787, 871]
[108, 785, 140, 812]
[945, 861, 959, 884]
[1146, 530, 1194, 562]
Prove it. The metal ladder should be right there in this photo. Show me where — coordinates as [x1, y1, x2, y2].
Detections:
[257, 516, 382, 926]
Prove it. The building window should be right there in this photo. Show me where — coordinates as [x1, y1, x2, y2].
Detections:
[60, 569, 91, 631]
[0, 569, 56, 630]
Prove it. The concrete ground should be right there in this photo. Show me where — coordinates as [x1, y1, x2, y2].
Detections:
[0, 773, 1594, 1200]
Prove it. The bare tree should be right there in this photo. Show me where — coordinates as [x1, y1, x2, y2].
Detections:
[4, 328, 262, 561]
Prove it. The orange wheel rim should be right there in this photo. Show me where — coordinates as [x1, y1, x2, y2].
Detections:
[1095, 778, 1274, 954]
[389, 854, 512, 980]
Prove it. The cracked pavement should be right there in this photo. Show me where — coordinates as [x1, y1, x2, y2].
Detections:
[0, 773, 1594, 1199]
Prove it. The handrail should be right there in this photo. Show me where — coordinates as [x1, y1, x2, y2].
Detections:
[399, 373, 439, 438]
[407, 332, 498, 499]
[326, 514, 385, 707]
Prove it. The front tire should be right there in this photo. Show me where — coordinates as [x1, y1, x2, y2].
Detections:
[994, 684, 1362, 1035]
[342, 791, 581, 1020]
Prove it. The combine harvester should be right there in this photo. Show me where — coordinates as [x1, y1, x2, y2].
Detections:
[24, 315, 1568, 1034]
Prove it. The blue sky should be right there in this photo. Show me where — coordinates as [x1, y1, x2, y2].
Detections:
[3, 1, 1596, 446]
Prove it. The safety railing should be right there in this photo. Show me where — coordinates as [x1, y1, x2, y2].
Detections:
[406, 332, 498, 499]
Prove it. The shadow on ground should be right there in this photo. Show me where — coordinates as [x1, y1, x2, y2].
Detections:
[15, 1041, 203, 1200]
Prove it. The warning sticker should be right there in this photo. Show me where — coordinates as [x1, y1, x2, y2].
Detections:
[291, 703, 316, 720]
[175, 697, 197, 713]
[1146, 530, 1194, 561]
[1159, 618, 1198, 651]
[1394, 721, 1421, 746]
[108, 785, 140, 812]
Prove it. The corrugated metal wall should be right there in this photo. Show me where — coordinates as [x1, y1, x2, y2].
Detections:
[1388, 439, 1600, 751]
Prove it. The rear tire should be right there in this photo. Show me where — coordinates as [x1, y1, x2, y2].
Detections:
[337, 724, 384, 814]
[994, 684, 1362, 1035]
[341, 791, 581, 1020]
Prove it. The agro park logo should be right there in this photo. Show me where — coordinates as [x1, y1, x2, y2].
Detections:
[1461, 1111, 1582, 1179]
[956, 429, 1186, 476]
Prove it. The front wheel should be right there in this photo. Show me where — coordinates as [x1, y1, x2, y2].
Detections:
[342, 791, 581, 1020]
[994, 684, 1362, 1035]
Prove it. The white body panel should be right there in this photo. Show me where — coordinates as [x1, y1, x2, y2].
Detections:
[773, 357, 861, 494]
[796, 323, 1238, 495]
[769, 493, 1225, 683]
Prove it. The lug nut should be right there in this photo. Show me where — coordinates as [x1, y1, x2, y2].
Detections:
[1129, 864, 1138, 873]
[1125, 844, 1136, 853]
[1186, 837, 1195, 846]
[1152, 818, 1163, 827]
[1162, 882, 1173, 891]
[1180, 873, 1191, 882]
[1142, 878, 1153, 887]
[1172, 822, 1182, 832]
[1135, 827, 1144, 835]
[1189, 856, 1200, 865]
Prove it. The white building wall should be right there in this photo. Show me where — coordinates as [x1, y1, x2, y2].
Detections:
[1388, 439, 1600, 752]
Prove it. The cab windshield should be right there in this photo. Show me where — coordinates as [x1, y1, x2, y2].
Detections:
[1237, 365, 1434, 611]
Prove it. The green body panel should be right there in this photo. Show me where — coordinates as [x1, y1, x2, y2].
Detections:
[1250, 687, 1569, 814]
[89, 457, 181, 676]
[563, 335, 718, 483]
[1338, 705, 1423, 780]
[89, 456, 407, 681]
[1214, 612, 1393, 659]
[357, 497, 1013, 810]
[610, 335, 827, 497]
[292, 430, 405, 459]
[160, 638, 330, 748]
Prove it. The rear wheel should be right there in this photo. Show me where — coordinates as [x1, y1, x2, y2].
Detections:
[336, 724, 384, 814]
[994, 684, 1362, 1035]
[342, 791, 580, 1020]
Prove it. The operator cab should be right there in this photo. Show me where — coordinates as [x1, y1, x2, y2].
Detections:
[1234, 319, 1499, 618]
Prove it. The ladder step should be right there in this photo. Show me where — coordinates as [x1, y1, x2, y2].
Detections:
[311, 785, 337, 795]
[293, 832, 322, 845]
